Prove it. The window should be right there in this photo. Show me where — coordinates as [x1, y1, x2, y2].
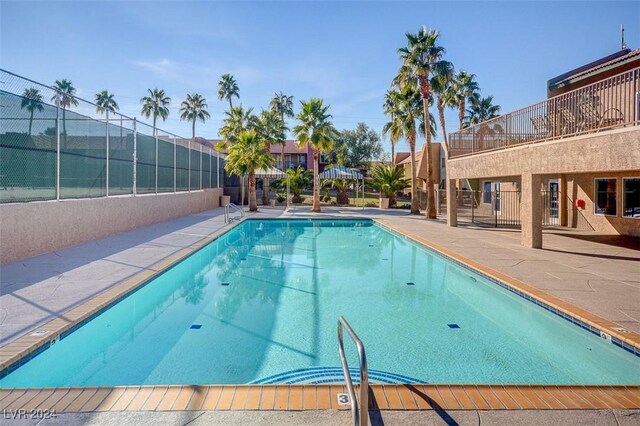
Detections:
[594, 178, 617, 216]
[482, 181, 492, 204]
[298, 154, 306, 164]
[319, 154, 330, 164]
[623, 178, 640, 218]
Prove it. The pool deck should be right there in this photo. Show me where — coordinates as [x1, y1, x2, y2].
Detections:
[1, 206, 639, 424]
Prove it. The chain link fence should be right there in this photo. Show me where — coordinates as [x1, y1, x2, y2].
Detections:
[0, 69, 225, 203]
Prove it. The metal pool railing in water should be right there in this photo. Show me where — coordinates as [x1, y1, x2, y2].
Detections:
[338, 316, 369, 426]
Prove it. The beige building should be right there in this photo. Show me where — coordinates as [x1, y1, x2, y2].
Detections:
[395, 143, 446, 195]
[446, 50, 640, 248]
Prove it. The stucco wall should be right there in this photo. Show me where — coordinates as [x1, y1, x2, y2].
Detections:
[0, 188, 223, 264]
[446, 127, 640, 179]
[567, 172, 640, 237]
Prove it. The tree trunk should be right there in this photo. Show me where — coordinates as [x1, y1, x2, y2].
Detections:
[336, 190, 349, 205]
[249, 171, 258, 211]
[391, 143, 395, 166]
[420, 75, 437, 219]
[458, 101, 465, 129]
[228, 98, 233, 111]
[312, 150, 321, 212]
[29, 110, 34, 136]
[409, 134, 419, 214]
[438, 97, 449, 156]
[153, 115, 157, 137]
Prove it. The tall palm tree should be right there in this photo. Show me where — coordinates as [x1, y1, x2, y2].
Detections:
[256, 109, 287, 205]
[293, 98, 337, 213]
[140, 88, 171, 136]
[463, 95, 501, 126]
[452, 71, 480, 129]
[398, 26, 447, 219]
[94, 90, 119, 114]
[21, 87, 44, 136]
[180, 93, 211, 143]
[218, 105, 259, 149]
[382, 85, 425, 214]
[270, 92, 295, 170]
[224, 131, 275, 211]
[218, 73, 240, 110]
[430, 61, 455, 156]
[51, 79, 78, 144]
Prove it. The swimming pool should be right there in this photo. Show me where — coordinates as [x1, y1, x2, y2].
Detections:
[1, 219, 638, 387]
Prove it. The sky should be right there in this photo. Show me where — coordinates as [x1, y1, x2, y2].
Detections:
[1, 1, 639, 153]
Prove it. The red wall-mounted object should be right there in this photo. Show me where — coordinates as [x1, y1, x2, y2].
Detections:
[575, 199, 585, 209]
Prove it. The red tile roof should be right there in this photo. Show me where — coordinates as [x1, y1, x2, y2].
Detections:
[269, 140, 307, 154]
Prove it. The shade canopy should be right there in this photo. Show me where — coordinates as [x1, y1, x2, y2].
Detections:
[254, 167, 288, 179]
[318, 165, 363, 179]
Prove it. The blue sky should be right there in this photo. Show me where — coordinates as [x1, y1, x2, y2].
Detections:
[2, 1, 638, 153]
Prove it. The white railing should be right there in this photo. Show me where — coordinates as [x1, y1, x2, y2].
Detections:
[224, 202, 245, 224]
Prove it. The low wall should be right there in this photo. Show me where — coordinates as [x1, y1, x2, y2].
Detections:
[0, 188, 223, 264]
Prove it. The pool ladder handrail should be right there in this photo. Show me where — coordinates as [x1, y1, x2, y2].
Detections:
[224, 203, 245, 224]
[338, 316, 369, 426]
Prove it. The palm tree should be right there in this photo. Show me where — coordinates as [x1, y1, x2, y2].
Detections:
[382, 85, 426, 214]
[398, 26, 447, 219]
[463, 95, 501, 126]
[21, 87, 44, 136]
[218, 105, 259, 149]
[452, 71, 480, 129]
[218, 73, 240, 110]
[293, 98, 337, 213]
[224, 131, 275, 211]
[370, 164, 410, 207]
[286, 166, 312, 203]
[51, 79, 78, 144]
[270, 92, 295, 170]
[430, 61, 455, 156]
[94, 90, 119, 114]
[140, 88, 171, 136]
[180, 93, 211, 142]
[256, 109, 287, 205]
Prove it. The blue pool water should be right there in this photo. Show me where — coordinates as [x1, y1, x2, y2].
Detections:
[2, 219, 639, 387]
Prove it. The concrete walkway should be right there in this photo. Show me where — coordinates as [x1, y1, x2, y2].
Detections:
[0, 209, 231, 346]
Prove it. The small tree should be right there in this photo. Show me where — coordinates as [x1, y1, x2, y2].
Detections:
[286, 166, 312, 204]
[370, 164, 410, 207]
[224, 131, 274, 211]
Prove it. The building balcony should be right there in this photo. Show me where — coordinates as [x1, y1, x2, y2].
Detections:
[448, 67, 640, 158]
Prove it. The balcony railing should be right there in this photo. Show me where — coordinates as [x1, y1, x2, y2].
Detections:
[448, 66, 640, 158]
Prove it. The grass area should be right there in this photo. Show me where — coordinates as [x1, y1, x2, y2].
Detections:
[280, 190, 411, 208]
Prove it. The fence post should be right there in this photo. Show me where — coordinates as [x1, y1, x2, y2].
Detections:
[56, 100, 60, 201]
[173, 136, 177, 192]
[106, 109, 110, 197]
[188, 139, 191, 192]
[471, 191, 475, 223]
[155, 133, 158, 194]
[217, 151, 220, 188]
[200, 143, 203, 190]
[133, 118, 137, 196]
[209, 147, 212, 189]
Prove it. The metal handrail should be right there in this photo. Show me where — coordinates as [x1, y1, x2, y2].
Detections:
[338, 316, 368, 426]
[224, 202, 245, 223]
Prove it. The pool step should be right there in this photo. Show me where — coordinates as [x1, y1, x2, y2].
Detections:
[251, 367, 426, 385]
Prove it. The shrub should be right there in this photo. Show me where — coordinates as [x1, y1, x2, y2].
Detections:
[276, 194, 286, 203]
